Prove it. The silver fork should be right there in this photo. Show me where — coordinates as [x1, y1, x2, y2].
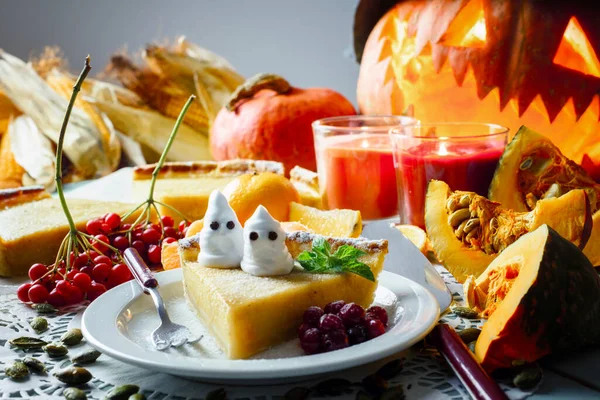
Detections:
[124, 248, 201, 350]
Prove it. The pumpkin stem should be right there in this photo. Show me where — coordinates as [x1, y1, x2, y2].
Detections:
[226, 73, 291, 112]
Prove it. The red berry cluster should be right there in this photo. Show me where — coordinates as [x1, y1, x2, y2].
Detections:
[85, 213, 188, 267]
[17, 212, 189, 307]
[298, 300, 389, 355]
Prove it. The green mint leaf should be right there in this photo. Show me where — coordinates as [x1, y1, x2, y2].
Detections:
[333, 244, 366, 261]
[343, 260, 375, 282]
[295, 239, 375, 282]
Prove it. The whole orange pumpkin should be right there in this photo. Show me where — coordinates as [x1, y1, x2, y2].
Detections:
[210, 73, 356, 174]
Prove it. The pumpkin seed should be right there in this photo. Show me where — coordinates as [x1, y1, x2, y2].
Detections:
[104, 384, 139, 399]
[5, 361, 29, 380]
[519, 157, 533, 170]
[9, 336, 48, 350]
[457, 328, 482, 344]
[63, 387, 87, 400]
[453, 306, 479, 319]
[61, 328, 83, 346]
[513, 366, 542, 390]
[71, 349, 102, 365]
[446, 196, 459, 212]
[32, 303, 57, 314]
[459, 194, 472, 208]
[542, 183, 563, 200]
[284, 387, 310, 400]
[463, 218, 480, 234]
[54, 366, 93, 386]
[22, 356, 46, 373]
[205, 388, 226, 400]
[448, 208, 471, 228]
[43, 342, 69, 358]
[128, 395, 146, 400]
[30, 317, 49, 334]
[465, 228, 478, 242]
[455, 219, 469, 238]
[468, 341, 476, 353]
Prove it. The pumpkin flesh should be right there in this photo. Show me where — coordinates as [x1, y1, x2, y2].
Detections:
[473, 225, 600, 371]
[425, 180, 591, 282]
[489, 125, 600, 264]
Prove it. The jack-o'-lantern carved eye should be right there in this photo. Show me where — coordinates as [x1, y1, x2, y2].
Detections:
[553, 17, 600, 78]
[439, 0, 486, 48]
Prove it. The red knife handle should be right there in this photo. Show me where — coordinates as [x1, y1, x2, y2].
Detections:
[428, 324, 508, 400]
[123, 248, 158, 289]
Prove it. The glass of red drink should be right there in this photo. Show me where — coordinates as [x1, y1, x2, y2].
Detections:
[312, 116, 417, 221]
[390, 123, 508, 229]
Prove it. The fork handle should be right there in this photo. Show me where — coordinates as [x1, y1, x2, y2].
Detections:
[124, 248, 158, 289]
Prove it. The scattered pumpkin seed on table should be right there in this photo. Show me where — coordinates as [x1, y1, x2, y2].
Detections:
[22, 356, 46, 373]
[452, 306, 479, 319]
[72, 349, 102, 365]
[9, 336, 47, 350]
[43, 342, 69, 358]
[61, 328, 84, 346]
[104, 384, 139, 399]
[5, 361, 29, 380]
[457, 328, 482, 344]
[128, 394, 146, 400]
[32, 303, 58, 314]
[513, 366, 543, 390]
[30, 316, 49, 333]
[63, 387, 87, 400]
[54, 366, 93, 386]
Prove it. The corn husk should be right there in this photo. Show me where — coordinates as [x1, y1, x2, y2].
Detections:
[107, 55, 210, 132]
[0, 118, 25, 188]
[115, 130, 146, 166]
[9, 116, 56, 190]
[0, 51, 115, 179]
[81, 77, 147, 109]
[88, 96, 211, 162]
[0, 90, 20, 136]
[46, 68, 121, 171]
[144, 37, 245, 116]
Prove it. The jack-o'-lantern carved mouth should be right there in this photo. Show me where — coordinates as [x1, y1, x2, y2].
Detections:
[356, 0, 600, 178]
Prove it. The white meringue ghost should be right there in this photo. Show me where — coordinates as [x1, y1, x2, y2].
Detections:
[241, 205, 294, 277]
[197, 190, 243, 268]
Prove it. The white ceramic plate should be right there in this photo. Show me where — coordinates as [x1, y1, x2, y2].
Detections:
[82, 269, 439, 383]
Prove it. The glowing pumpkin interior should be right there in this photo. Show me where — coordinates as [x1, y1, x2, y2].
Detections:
[357, 1, 600, 179]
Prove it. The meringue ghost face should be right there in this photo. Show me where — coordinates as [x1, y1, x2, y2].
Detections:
[241, 205, 294, 276]
[198, 190, 243, 268]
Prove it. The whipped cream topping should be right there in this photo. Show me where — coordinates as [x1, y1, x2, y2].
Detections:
[197, 190, 243, 268]
[241, 205, 294, 277]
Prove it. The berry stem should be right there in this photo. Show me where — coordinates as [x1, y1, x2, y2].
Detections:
[147, 94, 196, 202]
[55, 56, 92, 235]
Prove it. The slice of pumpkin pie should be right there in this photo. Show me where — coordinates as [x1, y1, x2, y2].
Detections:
[180, 231, 388, 359]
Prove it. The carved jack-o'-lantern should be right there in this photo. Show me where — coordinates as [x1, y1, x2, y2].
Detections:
[355, 0, 600, 179]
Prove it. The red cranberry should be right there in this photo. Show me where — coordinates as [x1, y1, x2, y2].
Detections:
[131, 241, 147, 256]
[319, 314, 344, 331]
[163, 227, 178, 238]
[366, 306, 389, 327]
[303, 306, 324, 327]
[104, 212, 121, 230]
[142, 228, 161, 244]
[147, 245, 162, 264]
[112, 235, 130, 250]
[161, 215, 175, 227]
[17, 283, 32, 302]
[321, 329, 349, 352]
[366, 318, 386, 339]
[28, 263, 48, 281]
[27, 284, 49, 303]
[73, 253, 90, 268]
[339, 302, 365, 326]
[47, 289, 66, 307]
[297, 323, 313, 338]
[299, 327, 322, 355]
[85, 219, 103, 235]
[324, 300, 345, 315]
[348, 325, 368, 345]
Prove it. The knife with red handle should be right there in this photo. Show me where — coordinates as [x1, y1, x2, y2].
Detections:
[428, 324, 509, 400]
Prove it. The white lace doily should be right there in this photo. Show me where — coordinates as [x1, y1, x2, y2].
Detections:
[0, 268, 536, 399]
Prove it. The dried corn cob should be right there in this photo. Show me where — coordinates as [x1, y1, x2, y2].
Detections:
[46, 69, 121, 171]
[0, 90, 20, 136]
[81, 77, 147, 109]
[0, 118, 25, 188]
[107, 55, 209, 133]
